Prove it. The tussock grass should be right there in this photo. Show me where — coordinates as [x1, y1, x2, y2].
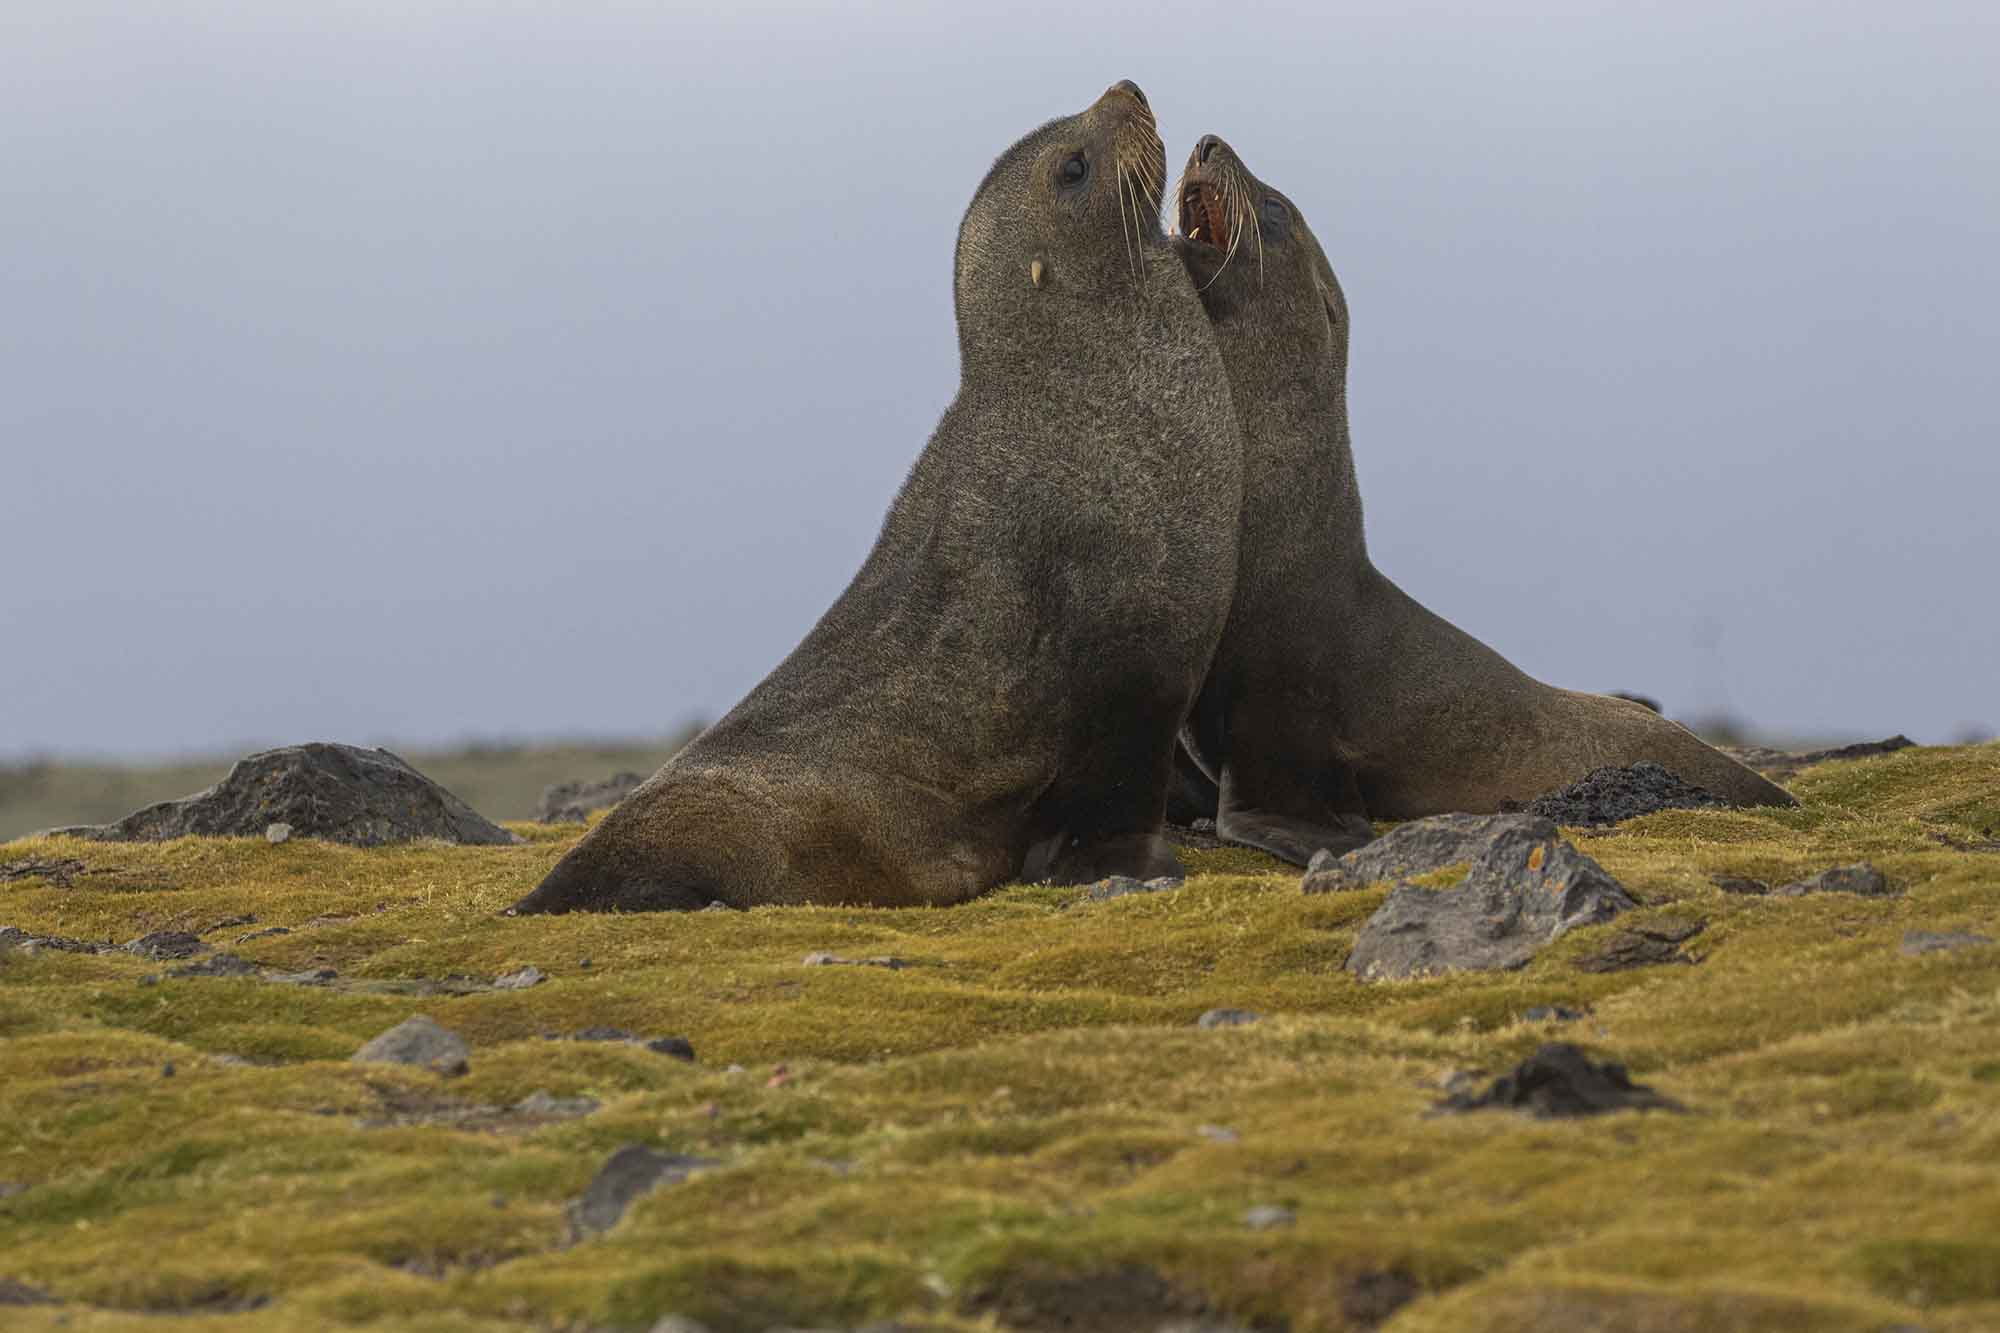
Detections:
[2, 743, 1996, 1331]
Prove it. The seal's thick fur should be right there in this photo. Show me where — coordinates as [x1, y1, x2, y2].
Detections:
[1171, 135, 1790, 862]
[512, 84, 1242, 912]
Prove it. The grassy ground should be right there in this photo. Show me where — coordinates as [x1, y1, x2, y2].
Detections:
[0, 735, 700, 842]
[1, 744, 1996, 1332]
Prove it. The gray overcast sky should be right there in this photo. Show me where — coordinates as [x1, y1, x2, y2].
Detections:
[3, 1, 1995, 759]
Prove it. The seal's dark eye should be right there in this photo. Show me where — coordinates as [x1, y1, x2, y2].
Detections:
[1060, 153, 1088, 186]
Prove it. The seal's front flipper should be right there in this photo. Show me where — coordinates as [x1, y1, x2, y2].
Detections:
[1037, 830, 1187, 885]
[1214, 805, 1372, 867]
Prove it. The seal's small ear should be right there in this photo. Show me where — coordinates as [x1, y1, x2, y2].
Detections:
[1030, 258, 1045, 289]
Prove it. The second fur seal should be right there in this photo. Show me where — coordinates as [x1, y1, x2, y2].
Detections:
[511, 82, 1243, 913]
[1170, 134, 1792, 862]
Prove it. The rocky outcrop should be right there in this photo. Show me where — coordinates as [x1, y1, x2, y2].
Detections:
[45, 744, 516, 846]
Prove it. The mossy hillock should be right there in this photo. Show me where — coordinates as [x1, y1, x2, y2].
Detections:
[2, 742, 1997, 1331]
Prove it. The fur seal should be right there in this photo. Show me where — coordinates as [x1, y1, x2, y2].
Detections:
[1169, 133, 1791, 861]
[510, 82, 1243, 913]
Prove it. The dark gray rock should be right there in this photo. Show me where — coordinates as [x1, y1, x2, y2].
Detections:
[536, 770, 646, 824]
[1434, 1043, 1683, 1117]
[1573, 919, 1707, 973]
[1522, 1004, 1588, 1023]
[267, 967, 338, 986]
[1337, 816, 1636, 981]
[1723, 735, 1914, 779]
[559, 1028, 696, 1061]
[45, 743, 517, 847]
[0, 927, 108, 956]
[491, 965, 546, 990]
[1085, 874, 1185, 901]
[0, 857, 86, 886]
[1305, 813, 1540, 892]
[127, 930, 207, 960]
[0, 1278, 55, 1305]
[569, 1144, 720, 1237]
[1901, 930, 1995, 956]
[645, 1036, 697, 1062]
[1712, 874, 1770, 895]
[1340, 1269, 1420, 1330]
[512, 1090, 600, 1120]
[168, 952, 260, 978]
[1517, 761, 1728, 827]
[237, 926, 292, 943]
[1196, 1008, 1260, 1029]
[801, 952, 906, 969]
[1774, 862, 1893, 897]
[351, 1015, 470, 1076]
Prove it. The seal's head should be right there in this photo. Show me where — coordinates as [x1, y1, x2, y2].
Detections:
[1174, 134, 1348, 389]
[953, 80, 1167, 363]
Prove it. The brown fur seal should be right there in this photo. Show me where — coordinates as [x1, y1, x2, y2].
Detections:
[510, 82, 1243, 913]
[1169, 133, 1791, 861]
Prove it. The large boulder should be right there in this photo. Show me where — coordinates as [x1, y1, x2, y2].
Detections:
[44, 743, 516, 846]
[1310, 814, 1637, 981]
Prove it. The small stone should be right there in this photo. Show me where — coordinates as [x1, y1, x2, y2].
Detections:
[573, 1026, 637, 1042]
[267, 967, 338, 986]
[138, 973, 160, 987]
[702, 900, 731, 911]
[1085, 874, 1185, 902]
[648, 1319, 718, 1333]
[1242, 1204, 1296, 1230]
[351, 1015, 470, 1076]
[0, 1278, 56, 1305]
[161, 1062, 175, 1078]
[237, 926, 291, 943]
[1522, 1005, 1588, 1023]
[1197, 1008, 1260, 1029]
[1774, 862, 1893, 897]
[168, 952, 260, 979]
[645, 1036, 697, 1062]
[513, 1090, 600, 1119]
[1573, 919, 1707, 973]
[126, 931, 207, 961]
[801, 952, 906, 969]
[491, 965, 546, 990]
[1711, 875, 1770, 896]
[1197, 1124, 1240, 1143]
[264, 822, 292, 844]
[569, 1145, 720, 1237]
[1901, 930, 1995, 956]
[578, 957, 592, 969]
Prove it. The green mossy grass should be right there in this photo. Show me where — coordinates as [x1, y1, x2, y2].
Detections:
[3, 743, 1997, 1331]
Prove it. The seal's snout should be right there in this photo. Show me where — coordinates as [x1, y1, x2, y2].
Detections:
[1177, 133, 1241, 253]
[1109, 78, 1148, 108]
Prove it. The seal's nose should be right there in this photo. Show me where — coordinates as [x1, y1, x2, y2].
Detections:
[1197, 134, 1223, 163]
[1109, 79, 1148, 108]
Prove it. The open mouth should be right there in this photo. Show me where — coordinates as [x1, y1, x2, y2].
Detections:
[1179, 180, 1230, 251]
